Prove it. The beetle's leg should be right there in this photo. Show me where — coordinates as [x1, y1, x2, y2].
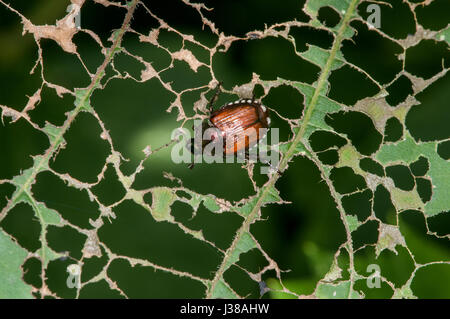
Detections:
[207, 81, 222, 112]
[188, 162, 195, 169]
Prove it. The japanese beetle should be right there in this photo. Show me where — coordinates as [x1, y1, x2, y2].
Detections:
[188, 84, 271, 168]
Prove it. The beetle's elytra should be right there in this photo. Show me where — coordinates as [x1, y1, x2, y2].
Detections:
[187, 83, 271, 169]
[209, 99, 270, 155]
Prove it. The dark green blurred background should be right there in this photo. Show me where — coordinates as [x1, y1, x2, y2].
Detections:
[0, 0, 449, 298]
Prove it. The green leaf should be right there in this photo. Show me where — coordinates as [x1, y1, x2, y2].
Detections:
[345, 214, 360, 233]
[203, 196, 221, 213]
[316, 281, 362, 299]
[209, 279, 238, 299]
[392, 285, 417, 299]
[74, 88, 94, 113]
[262, 186, 282, 205]
[300, 45, 345, 70]
[224, 232, 257, 271]
[0, 230, 32, 298]
[151, 187, 176, 221]
[435, 26, 450, 45]
[376, 133, 450, 216]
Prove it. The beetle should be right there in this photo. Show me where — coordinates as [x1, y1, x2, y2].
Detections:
[188, 83, 271, 168]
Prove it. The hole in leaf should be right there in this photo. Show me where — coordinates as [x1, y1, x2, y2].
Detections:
[181, 87, 207, 118]
[427, 212, 450, 237]
[23, 257, 42, 288]
[317, 149, 339, 165]
[215, 37, 321, 87]
[358, 0, 416, 39]
[107, 258, 204, 298]
[411, 264, 450, 298]
[341, 189, 373, 221]
[124, 32, 172, 71]
[198, 0, 308, 37]
[80, 245, 108, 284]
[72, 32, 104, 74]
[237, 249, 270, 274]
[409, 156, 429, 177]
[415, 0, 450, 31]
[160, 60, 210, 92]
[437, 140, 450, 160]
[47, 225, 87, 260]
[386, 165, 415, 191]
[168, 200, 192, 223]
[325, 111, 382, 156]
[179, 202, 241, 251]
[405, 39, 450, 80]
[360, 158, 385, 177]
[81, 1, 125, 43]
[330, 167, 367, 194]
[114, 51, 147, 80]
[384, 117, 403, 142]
[156, 28, 183, 52]
[352, 219, 379, 250]
[290, 26, 334, 51]
[184, 40, 210, 65]
[317, 6, 340, 28]
[342, 20, 403, 84]
[376, 246, 415, 288]
[79, 280, 124, 299]
[354, 278, 394, 298]
[354, 246, 396, 298]
[91, 165, 127, 206]
[262, 84, 304, 119]
[45, 258, 77, 298]
[405, 75, 450, 142]
[253, 84, 265, 100]
[128, 1, 160, 34]
[0, 118, 49, 180]
[328, 65, 380, 105]
[98, 200, 221, 279]
[41, 39, 91, 90]
[385, 75, 413, 106]
[415, 177, 432, 203]
[400, 210, 450, 264]
[373, 185, 396, 225]
[309, 130, 347, 152]
[0, 202, 41, 252]
[254, 157, 345, 294]
[224, 265, 260, 298]
[337, 249, 350, 280]
[261, 270, 298, 298]
[29, 86, 74, 128]
[263, 103, 295, 143]
[33, 171, 100, 229]
[50, 112, 110, 183]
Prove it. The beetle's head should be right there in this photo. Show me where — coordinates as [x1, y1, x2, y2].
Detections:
[186, 118, 224, 162]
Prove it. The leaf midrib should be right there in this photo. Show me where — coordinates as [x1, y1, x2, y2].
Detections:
[206, 0, 360, 298]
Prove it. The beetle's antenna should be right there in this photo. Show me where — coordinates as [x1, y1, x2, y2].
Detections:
[207, 81, 222, 112]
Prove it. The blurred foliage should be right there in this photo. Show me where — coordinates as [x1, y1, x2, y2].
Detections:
[0, 0, 449, 298]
